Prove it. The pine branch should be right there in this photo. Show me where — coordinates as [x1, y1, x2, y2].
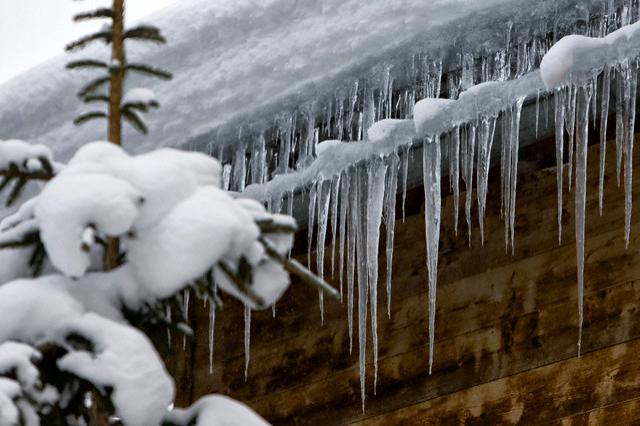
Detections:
[78, 76, 111, 98]
[259, 236, 340, 299]
[255, 218, 298, 234]
[28, 243, 47, 277]
[121, 108, 148, 134]
[0, 230, 40, 249]
[122, 101, 158, 113]
[0, 167, 54, 182]
[82, 94, 110, 104]
[125, 63, 172, 80]
[6, 179, 28, 207]
[217, 260, 266, 308]
[124, 25, 166, 43]
[73, 8, 115, 22]
[66, 59, 109, 70]
[65, 30, 113, 52]
[74, 111, 108, 126]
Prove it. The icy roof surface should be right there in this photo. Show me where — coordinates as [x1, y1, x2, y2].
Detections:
[0, 0, 589, 159]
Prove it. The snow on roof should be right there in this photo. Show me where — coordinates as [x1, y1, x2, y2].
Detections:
[0, 0, 597, 160]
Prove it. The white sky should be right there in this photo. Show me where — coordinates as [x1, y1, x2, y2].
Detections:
[0, 0, 178, 84]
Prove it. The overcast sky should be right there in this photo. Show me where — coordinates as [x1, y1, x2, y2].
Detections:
[0, 0, 178, 84]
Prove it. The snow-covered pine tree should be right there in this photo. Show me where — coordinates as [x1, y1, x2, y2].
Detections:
[66, 0, 172, 143]
[66, 0, 172, 272]
[0, 2, 337, 425]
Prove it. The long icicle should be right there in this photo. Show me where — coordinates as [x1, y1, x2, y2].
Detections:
[347, 167, 357, 354]
[624, 60, 637, 247]
[462, 124, 475, 246]
[355, 165, 369, 411]
[451, 126, 461, 235]
[566, 83, 577, 192]
[385, 152, 400, 318]
[575, 82, 593, 357]
[308, 181, 317, 269]
[599, 67, 611, 215]
[401, 144, 410, 222]
[366, 157, 388, 393]
[616, 69, 625, 187]
[208, 285, 217, 375]
[476, 116, 497, 245]
[555, 87, 566, 244]
[244, 304, 251, 381]
[317, 179, 331, 325]
[423, 135, 441, 375]
[330, 174, 341, 280]
[339, 170, 350, 302]
[508, 97, 525, 254]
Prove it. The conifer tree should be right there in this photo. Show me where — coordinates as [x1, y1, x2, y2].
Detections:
[66, 0, 172, 144]
[66, 0, 172, 270]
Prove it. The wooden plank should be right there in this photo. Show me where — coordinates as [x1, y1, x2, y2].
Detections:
[351, 338, 640, 425]
[554, 397, 640, 425]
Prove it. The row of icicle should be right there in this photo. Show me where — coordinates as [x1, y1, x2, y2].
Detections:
[186, 0, 640, 411]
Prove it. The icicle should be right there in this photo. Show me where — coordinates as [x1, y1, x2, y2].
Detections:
[355, 166, 369, 411]
[624, 60, 637, 247]
[347, 168, 357, 353]
[244, 304, 251, 381]
[401, 144, 410, 222]
[208, 299, 216, 375]
[182, 289, 190, 350]
[464, 123, 476, 246]
[232, 140, 247, 192]
[166, 306, 172, 347]
[616, 71, 625, 187]
[507, 97, 525, 254]
[461, 53, 475, 90]
[450, 126, 461, 235]
[250, 133, 267, 184]
[366, 157, 388, 393]
[385, 153, 400, 318]
[500, 107, 510, 224]
[535, 89, 540, 139]
[317, 179, 331, 325]
[330, 174, 341, 279]
[287, 189, 294, 216]
[278, 117, 293, 174]
[554, 87, 566, 244]
[599, 67, 611, 215]
[565, 83, 577, 192]
[339, 171, 350, 301]
[476, 116, 497, 245]
[423, 135, 442, 375]
[575, 83, 593, 357]
[307, 181, 317, 269]
[222, 164, 232, 191]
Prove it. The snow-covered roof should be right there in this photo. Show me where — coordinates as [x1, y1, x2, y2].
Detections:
[0, 0, 600, 160]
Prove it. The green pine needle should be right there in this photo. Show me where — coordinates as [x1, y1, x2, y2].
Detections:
[73, 8, 115, 22]
[74, 111, 108, 126]
[125, 63, 172, 80]
[65, 30, 113, 52]
[122, 109, 148, 134]
[124, 25, 166, 44]
[66, 59, 109, 70]
[78, 76, 111, 98]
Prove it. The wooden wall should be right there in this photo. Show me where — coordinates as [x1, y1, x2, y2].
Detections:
[167, 132, 640, 424]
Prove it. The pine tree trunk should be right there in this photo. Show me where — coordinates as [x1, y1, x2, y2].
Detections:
[109, 0, 125, 147]
[105, 0, 125, 271]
